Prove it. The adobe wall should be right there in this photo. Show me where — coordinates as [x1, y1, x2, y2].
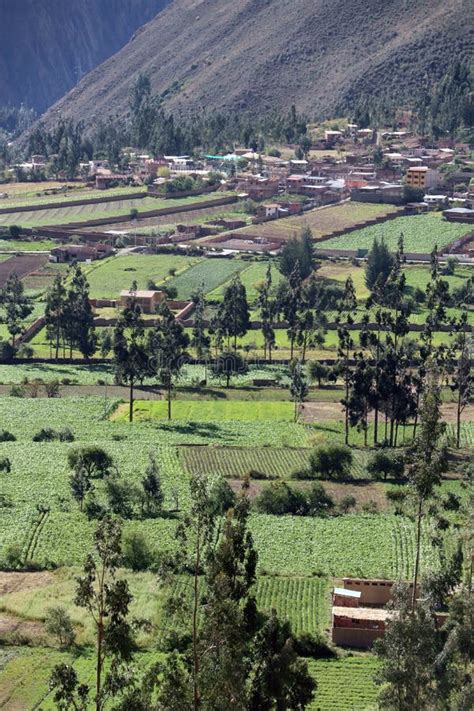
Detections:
[332, 627, 385, 649]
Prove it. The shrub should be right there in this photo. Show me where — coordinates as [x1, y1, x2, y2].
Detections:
[58, 428, 75, 442]
[44, 380, 60, 398]
[256, 481, 333, 517]
[367, 450, 404, 481]
[339, 494, 357, 514]
[0, 430, 16, 442]
[67, 446, 113, 478]
[122, 530, 154, 571]
[0, 458, 12, 473]
[309, 445, 353, 480]
[255, 481, 307, 516]
[9, 384, 25, 397]
[295, 632, 335, 659]
[33, 428, 57, 442]
[386, 489, 407, 515]
[248, 469, 273, 480]
[4, 543, 23, 569]
[361, 500, 378, 514]
[291, 467, 312, 480]
[306, 483, 334, 515]
[45, 606, 75, 649]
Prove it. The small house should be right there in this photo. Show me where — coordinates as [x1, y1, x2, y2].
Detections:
[119, 289, 165, 314]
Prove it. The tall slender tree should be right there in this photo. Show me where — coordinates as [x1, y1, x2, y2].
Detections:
[113, 286, 150, 422]
[149, 303, 189, 419]
[44, 273, 67, 360]
[406, 363, 447, 609]
[0, 273, 33, 347]
[217, 274, 250, 352]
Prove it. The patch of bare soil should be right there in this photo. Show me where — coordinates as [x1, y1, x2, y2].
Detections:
[0, 571, 54, 596]
[0, 615, 44, 641]
[300, 401, 474, 425]
[441, 403, 474, 424]
[299, 401, 344, 423]
[229, 479, 388, 511]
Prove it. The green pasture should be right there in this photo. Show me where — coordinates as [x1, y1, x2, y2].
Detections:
[113, 399, 295, 422]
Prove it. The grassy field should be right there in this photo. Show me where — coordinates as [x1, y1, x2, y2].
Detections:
[83, 253, 202, 299]
[112, 399, 295, 422]
[237, 202, 400, 241]
[0, 237, 55, 251]
[168, 256, 248, 299]
[323, 212, 472, 252]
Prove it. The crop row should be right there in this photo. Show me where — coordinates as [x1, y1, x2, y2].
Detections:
[252, 513, 438, 578]
[180, 446, 311, 479]
[255, 576, 329, 635]
[307, 657, 380, 710]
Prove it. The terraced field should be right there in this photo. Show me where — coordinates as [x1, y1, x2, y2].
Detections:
[83, 253, 202, 299]
[236, 202, 400, 241]
[0, 192, 225, 228]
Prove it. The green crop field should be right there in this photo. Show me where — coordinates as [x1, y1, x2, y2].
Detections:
[0, 185, 144, 210]
[322, 213, 472, 252]
[308, 656, 380, 710]
[206, 260, 283, 302]
[113, 399, 295, 422]
[255, 576, 330, 635]
[83, 253, 202, 298]
[252, 513, 437, 578]
[168, 257, 248, 299]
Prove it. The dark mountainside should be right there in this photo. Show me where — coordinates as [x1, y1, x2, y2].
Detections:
[37, 0, 473, 127]
[0, 0, 170, 113]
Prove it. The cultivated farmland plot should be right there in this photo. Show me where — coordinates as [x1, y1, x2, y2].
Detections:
[0, 192, 224, 228]
[323, 212, 472, 252]
[237, 201, 400, 241]
[168, 257, 248, 299]
[83, 253, 202, 299]
[307, 657, 380, 710]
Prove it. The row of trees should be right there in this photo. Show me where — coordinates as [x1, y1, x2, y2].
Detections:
[336, 240, 472, 449]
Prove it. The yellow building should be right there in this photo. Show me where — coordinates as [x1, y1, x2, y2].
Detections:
[405, 166, 440, 190]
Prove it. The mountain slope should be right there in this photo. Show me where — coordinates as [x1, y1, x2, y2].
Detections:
[37, 0, 473, 126]
[0, 0, 170, 113]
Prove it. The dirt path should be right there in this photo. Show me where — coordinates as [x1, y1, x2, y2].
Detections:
[300, 401, 474, 424]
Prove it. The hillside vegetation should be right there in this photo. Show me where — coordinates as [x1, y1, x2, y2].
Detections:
[38, 0, 473, 125]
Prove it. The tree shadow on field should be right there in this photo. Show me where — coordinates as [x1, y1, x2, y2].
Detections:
[156, 421, 237, 442]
